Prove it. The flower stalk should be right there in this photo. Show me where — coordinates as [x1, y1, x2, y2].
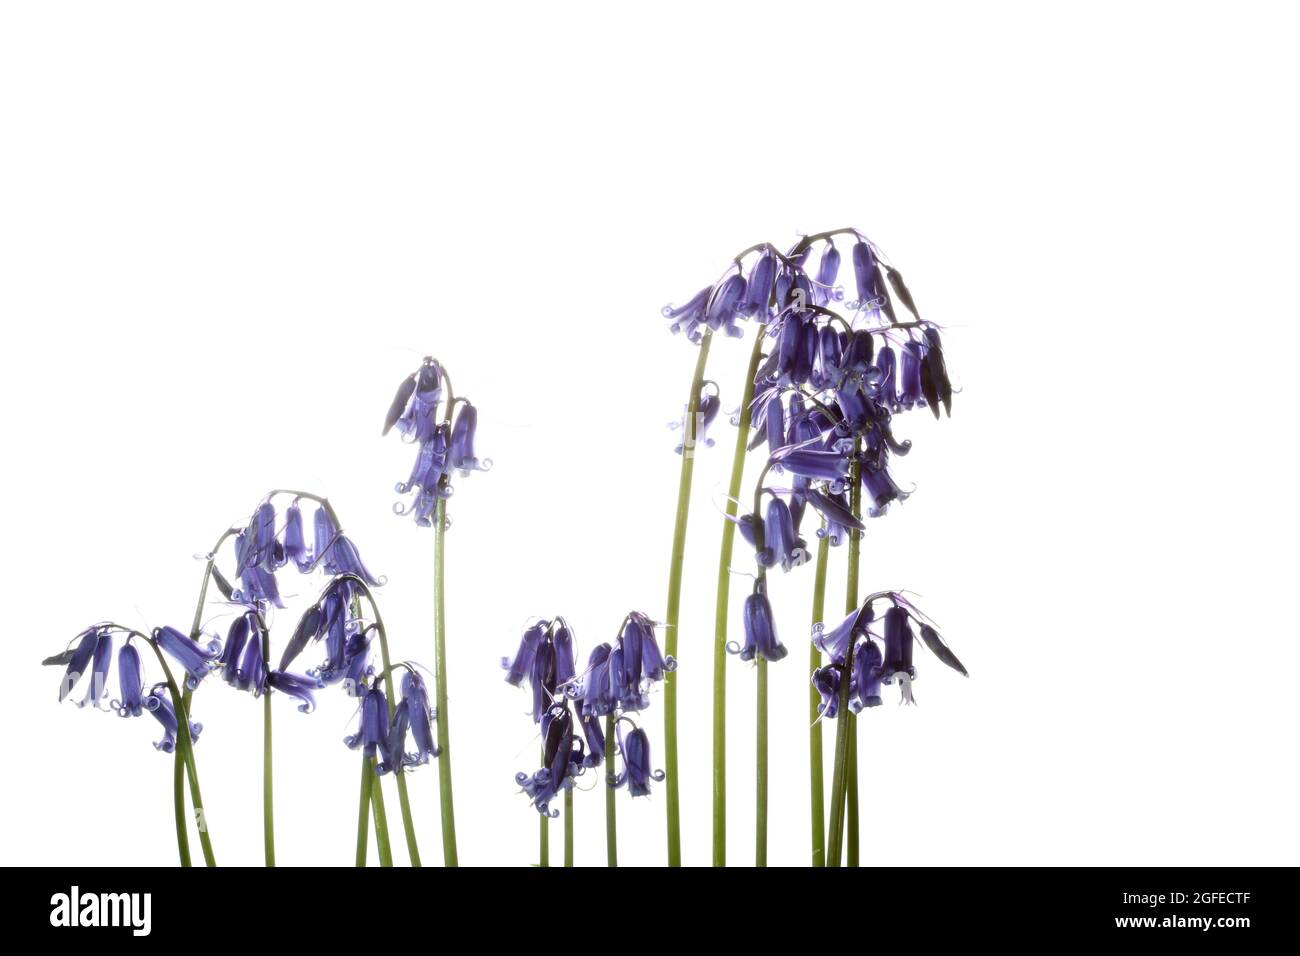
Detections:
[712, 325, 767, 866]
[662, 327, 713, 866]
[605, 713, 618, 867]
[433, 496, 458, 866]
[808, 535, 830, 866]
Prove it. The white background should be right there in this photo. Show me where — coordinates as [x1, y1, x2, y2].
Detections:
[2, 1, 1297, 867]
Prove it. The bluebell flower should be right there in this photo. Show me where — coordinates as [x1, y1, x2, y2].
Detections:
[707, 273, 748, 338]
[813, 605, 873, 665]
[578, 712, 605, 768]
[850, 240, 885, 311]
[386, 359, 443, 443]
[345, 685, 392, 772]
[78, 629, 114, 709]
[285, 578, 372, 691]
[921, 326, 953, 417]
[611, 611, 674, 712]
[267, 670, 324, 713]
[283, 502, 313, 573]
[449, 402, 490, 475]
[611, 722, 664, 797]
[813, 241, 843, 307]
[898, 339, 928, 411]
[516, 704, 584, 816]
[153, 626, 220, 690]
[54, 625, 105, 703]
[741, 249, 777, 317]
[313, 508, 382, 586]
[860, 460, 908, 517]
[113, 641, 145, 718]
[805, 488, 864, 546]
[219, 611, 269, 695]
[730, 591, 788, 663]
[571, 642, 615, 719]
[811, 664, 842, 719]
[144, 683, 202, 753]
[663, 285, 712, 341]
[501, 620, 548, 689]
[850, 639, 884, 712]
[773, 446, 852, 486]
[673, 384, 720, 455]
[756, 496, 808, 571]
[397, 670, 438, 768]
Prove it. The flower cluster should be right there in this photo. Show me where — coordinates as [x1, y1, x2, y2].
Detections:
[812, 592, 967, 711]
[383, 357, 489, 526]
[505, 613, 671, 815]
[230, 497, 381, 607]
[45, 624, 204, 753]
[344, 668, 438, 776]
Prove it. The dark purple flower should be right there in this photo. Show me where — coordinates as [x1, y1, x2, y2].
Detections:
[345, 685, 392, 771]
[813, 241, 843, 306]
[733, 591, 788, 663]
[850, 240, 883, 310]
[516, 704, 583, 816]
[850, 639, 884, 712]
[742, 249, 777, 318]
[399, 670, 438, 767]
[502, 620, 548, 688]
[612, 722, 664, 797]
[756, 497, 808, 572]
[578, 712, 605, 768]
[812, 664, 842, 719]
[390, 360, 443, 444]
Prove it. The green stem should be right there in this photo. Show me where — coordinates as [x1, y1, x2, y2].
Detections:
[364, 593, 421, 867]
[355, 754, 373, 866]
[756, 656, 768, 867]
[663, 327, 713, 867]
[172, 749, 191, 867]
[148, 646, 215, 866]
[825, 640, 855, 867]
[539, 810, 550, 867]
[263, 629, 275, 867]
[370, 759, 393, 867]
[170, 527, 236, 868]
[844, 440, 862, 868]
[605, 713, 618, 867]
[564, 788, 574, 867]
[433, 496, 459, 866]
[712, 325, 766, 867]
[809, 535, 830, 866]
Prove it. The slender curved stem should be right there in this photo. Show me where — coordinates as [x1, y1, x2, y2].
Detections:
[168, 528, 236, 868]
[370, 760, 393, 867]
[362, 594, 421, 867]
[756, 657, 769, 867]
[605, 713, 618, 867]
[663, 328, 713, 866]
[263, 630, 275, 867]
[564, 788, 574, 867]
[844, 440, 862, 868]
[825, 641, 855, 867]
[433, 496, 459, 866]
[712, 325, 766, 867]
[146, 643, 215, 866]
[808, 535, 830, 866]
[355, 754, 372, 866]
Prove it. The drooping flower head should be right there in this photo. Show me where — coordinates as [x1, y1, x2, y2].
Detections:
[811, 592, 966, 709]
[385, 357, 489, 526]
[46, 623, 204, 753]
